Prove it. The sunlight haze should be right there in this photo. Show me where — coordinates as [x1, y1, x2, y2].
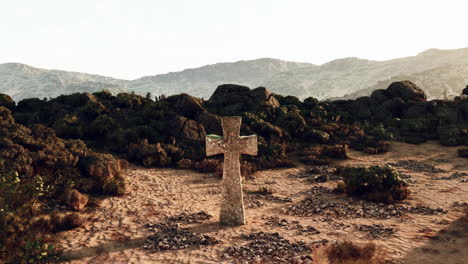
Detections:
[1, 0, 467, 79]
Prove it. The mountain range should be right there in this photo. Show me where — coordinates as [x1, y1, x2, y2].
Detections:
[1, 47, 467, 102]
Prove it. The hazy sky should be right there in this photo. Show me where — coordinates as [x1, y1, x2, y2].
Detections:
[1, 0, 467, 79]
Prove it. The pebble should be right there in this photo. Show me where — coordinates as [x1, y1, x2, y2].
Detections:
[387, 160, 447, 173]
[167, 211, 212, 224]
[263, 216, 320, 235]
[223, 232, 317, 263]
[142, 223, 219, 252]
[285, 187, 447, 219]
[355, 224, 396, 239]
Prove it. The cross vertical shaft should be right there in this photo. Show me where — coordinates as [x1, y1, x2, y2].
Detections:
[205, 116, 257, 226]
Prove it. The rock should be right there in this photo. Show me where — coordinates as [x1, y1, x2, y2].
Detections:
[387, 160, 447, 173]
[167, 211, 212, 224]
[355, 224, 396, 239]
[171, 115, 206, 142]
[166, 94, 204, 119]
[128, 140, 170, 167]
[195, 111, 222, 135]
[206, 84, 279, 115]
[142, 223, 219, 252]
[370, 89, 390, 104]
[65, 189, 89, 211]
[462, 85, 468, 96]
[387, 81, 427, 102]
[0, 93, 15, 110]
[310, 174, 328, 183]
[222, 232, 314, 263]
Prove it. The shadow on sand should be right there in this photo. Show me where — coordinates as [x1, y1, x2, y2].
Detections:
[58, 236, 147, 262]
[401, 210, 468, 264]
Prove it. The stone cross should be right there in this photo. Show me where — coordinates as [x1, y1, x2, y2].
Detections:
[206, 116, 257, 226]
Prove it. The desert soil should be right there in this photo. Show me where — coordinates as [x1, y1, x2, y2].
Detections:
[57, 141, 468, 264]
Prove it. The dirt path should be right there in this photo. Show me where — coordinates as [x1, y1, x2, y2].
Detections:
[58, 141, 468, 264]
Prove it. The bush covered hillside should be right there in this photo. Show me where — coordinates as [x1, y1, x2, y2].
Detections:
[2, 81, 468, 175]
[0, 106, 127, 262]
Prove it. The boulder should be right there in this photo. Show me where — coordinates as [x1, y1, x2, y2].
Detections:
[462, 85, 468, 96]
[0, 94, 15, 110]
[382, 98, 406, 118]
[65, 189, 89, 211]
[196, 111, 222, 135]
[171, 115, 206, 142]
[206, 84, 279, 115]
[370, 89, 390, 104]
[387, 81, 427, 102]
[166, 93, 204, 119]
[128, 140, 170, 167]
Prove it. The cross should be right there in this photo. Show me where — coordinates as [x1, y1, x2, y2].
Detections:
[206, 116, 258, 226]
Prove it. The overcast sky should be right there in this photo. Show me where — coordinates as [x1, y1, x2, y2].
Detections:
[1, 0, 467, 79]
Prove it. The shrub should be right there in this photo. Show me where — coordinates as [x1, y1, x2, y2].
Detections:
[304, 129, 330, 143]
[313, 241, 391, 264]
[322, 144, 349, 159]
[340, 165, 409, 203]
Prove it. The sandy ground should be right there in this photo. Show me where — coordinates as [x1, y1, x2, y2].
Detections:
[57, 141, 468, 264]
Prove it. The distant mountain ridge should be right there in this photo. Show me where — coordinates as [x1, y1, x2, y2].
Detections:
[1, 47, 467, 101]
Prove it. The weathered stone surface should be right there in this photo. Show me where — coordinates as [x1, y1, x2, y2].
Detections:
[196, 111, 222, 135]
[66, 189, 89, 211]
[206, 84, 279, 115]
[166, 93, 204, 119]
[172, 115, 206, 142]
[387, 81, 427, 102]
[206, 116, 257, 226]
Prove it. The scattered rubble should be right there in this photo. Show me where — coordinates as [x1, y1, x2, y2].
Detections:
[222, 232, 315, 264]
[435, 172, 468, 182]
[142, 223, 220, 252]
[406, 206, 447, 215]
[355, 224, 397, 239]
[285, 187, 447, 219]
[247, 194, 292, 206]
[289, 166, 341, 182]
[263, 216, 320, 235]
[451, 201, 468, 208]
[245, 195, 265, 209]
[387, 160, 447, 174]
[167, 211, 212, 224]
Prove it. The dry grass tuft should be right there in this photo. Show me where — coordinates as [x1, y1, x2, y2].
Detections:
[313, 241, 392, 264]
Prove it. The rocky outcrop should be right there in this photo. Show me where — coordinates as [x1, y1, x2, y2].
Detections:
[386, 81, 427, 103]
[206, 84, 279, 115]
[171, 115, 206, 142]
[166, 94, 204, 119]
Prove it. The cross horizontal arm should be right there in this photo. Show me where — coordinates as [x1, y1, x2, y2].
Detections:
[206, 136, 225, 156]
[239, 135, 258, 156]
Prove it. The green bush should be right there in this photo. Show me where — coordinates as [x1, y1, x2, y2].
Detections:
[340, 165, 409, 203]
